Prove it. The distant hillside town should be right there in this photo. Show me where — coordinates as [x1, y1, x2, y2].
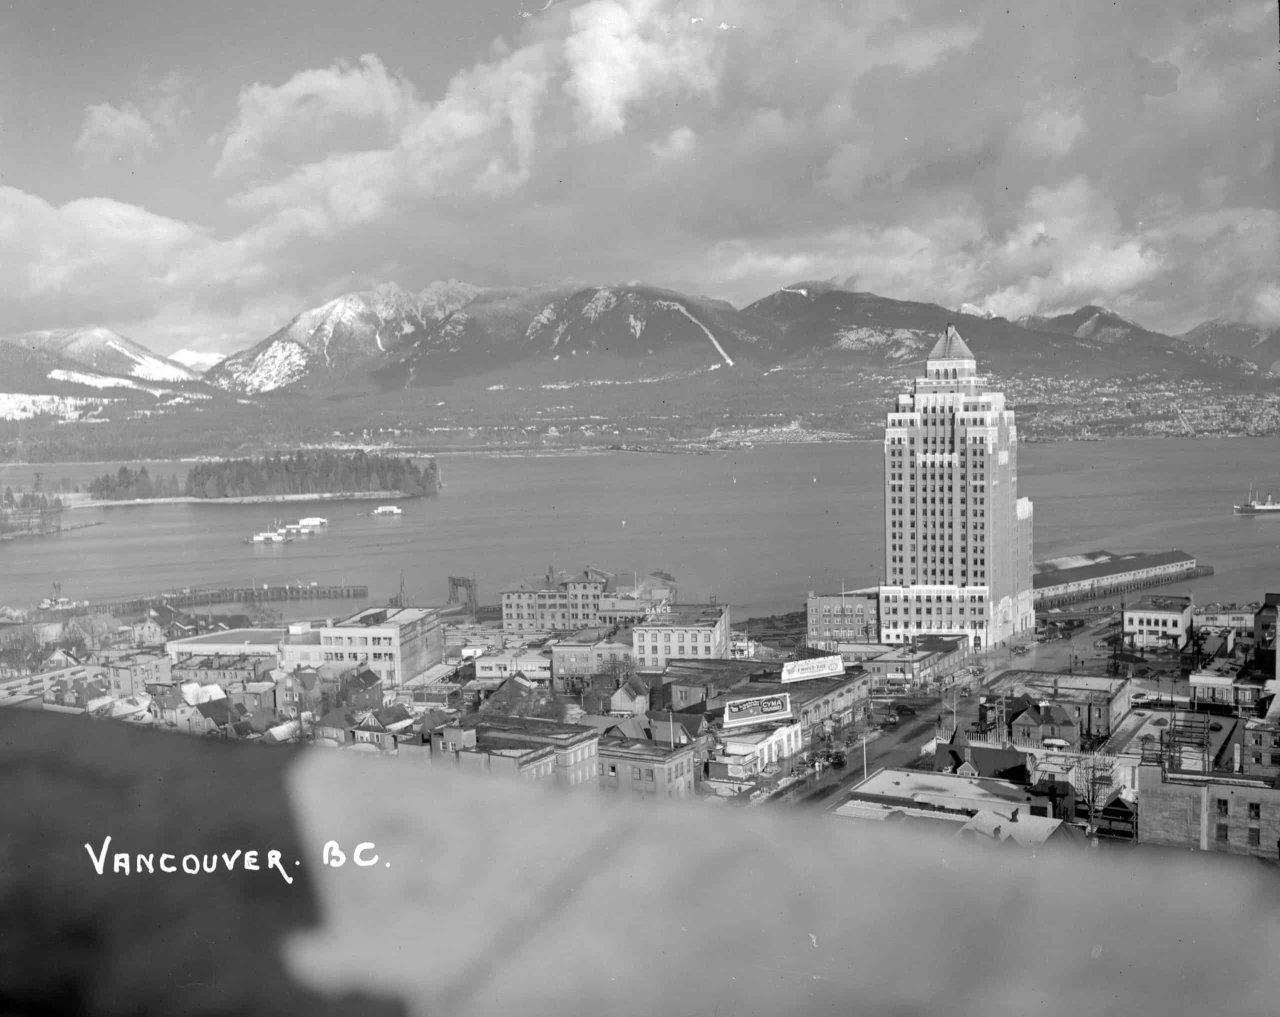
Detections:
[2, 283, 1278, 462]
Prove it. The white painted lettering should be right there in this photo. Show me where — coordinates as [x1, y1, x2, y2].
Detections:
[113, 854, 130, 875]
[244, 851, 259, 871]
[268, 850, 293, 885]
[353, 843, 379, 867]
[221, 850, 242, 869]
[181, 854, 199, 874]
[201, 854, 217, 874]
[136, 854, 155, 874]
[85, 836, 112, 875]
[160, 854, 176, 873]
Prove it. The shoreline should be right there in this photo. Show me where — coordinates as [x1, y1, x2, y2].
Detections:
[0, 520, 104, 541]
[4, 433, 1277, 469]
[69, 491, 416, 509]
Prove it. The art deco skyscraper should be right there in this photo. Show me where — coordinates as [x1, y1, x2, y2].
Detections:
[877, 325, 1034, 650]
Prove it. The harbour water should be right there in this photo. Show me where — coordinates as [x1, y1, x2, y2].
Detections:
[1, 438, 1277, 620]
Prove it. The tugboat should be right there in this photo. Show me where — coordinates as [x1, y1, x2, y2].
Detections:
[372, 505, 403, 517]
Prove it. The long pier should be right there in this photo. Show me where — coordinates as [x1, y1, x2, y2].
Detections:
[1034, 565, 1214, 611]
[35, 583, 369, 621]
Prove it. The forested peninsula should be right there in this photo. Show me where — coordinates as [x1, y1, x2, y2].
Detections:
[87, 451, 438, 501]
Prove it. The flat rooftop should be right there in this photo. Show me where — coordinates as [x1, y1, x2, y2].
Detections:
[637, 605, 728, 629]
[168, 628, 284, 645]
[467, 736, 557, 761]
[1103, 708, 1236, 761]
[663, 660, 764, 688]
[736, 673, 863, 710]
[336, 607, 436, 627]
[985, 670, 1126, 699]
[597, 737, 693, 761]
[1125, 595, 1193, 613]
[847, 767, 1042, 813]
[469, 714, 599, 744]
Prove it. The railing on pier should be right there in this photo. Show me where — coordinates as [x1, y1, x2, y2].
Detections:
[1034, 565, 1214, 611]
[36, 583, 370, 620]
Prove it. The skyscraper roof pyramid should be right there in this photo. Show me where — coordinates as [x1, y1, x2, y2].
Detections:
[928, 324, 975, 361]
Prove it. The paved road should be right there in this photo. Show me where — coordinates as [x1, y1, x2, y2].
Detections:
[783, 659, 1009, 809]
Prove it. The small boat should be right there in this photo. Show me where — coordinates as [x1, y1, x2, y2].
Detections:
[1234, 484, 1280, 515]
[249, 530, 291, 544]
[372, 505, 403, 516]
[297, 517, 328, 527]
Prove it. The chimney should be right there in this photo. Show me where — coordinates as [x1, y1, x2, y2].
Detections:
[1011, 808, 1019, 823]
[1053, 677, 1059, 698]
[964, 747, 972, 763]
[1234, 742, 1242, 774]
[992, 825, 1002, 840]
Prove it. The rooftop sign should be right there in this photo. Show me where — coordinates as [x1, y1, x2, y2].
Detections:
[781, 655, 845, 683]
[723, 692, 792, 729]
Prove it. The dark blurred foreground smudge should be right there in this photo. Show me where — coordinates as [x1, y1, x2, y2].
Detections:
[6, 709, 1280, 1017]
[0, 710, 404, 1017]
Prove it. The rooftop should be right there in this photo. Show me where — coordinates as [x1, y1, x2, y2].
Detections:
[927, 324, 975, 362]
[1126, 595, 1193, 613]
[173, 654, 269, 670]
[663, 659, 765, 689]
[736, 672, 864, 710]
[636, 604, 728, 629]
[957, 809, 1084, 849]
[464, 736, 557, 762]
[985, 670, 1125, 699]
[468, 713, 600, 745]
[597, 736, 694, 762]
[335, 606, 437, 628]
[168, 628, 284, 646]
[846, 767, 1044, 813]
[501, 570, 608, 594]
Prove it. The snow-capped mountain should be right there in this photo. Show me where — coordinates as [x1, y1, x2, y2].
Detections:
[379, 284, 780, 389]
[0, 328, 219, 421]
[1016, 306, 1155, 345]
[1179, 320, 1280, 377]
[8, 327, 198, 383]
[170, 349, 227, 372]
[741, 285, 1256, 381]
[206, 281, 480, 394]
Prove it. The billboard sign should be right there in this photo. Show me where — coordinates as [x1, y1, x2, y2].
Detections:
[781, 655, 845, 683]
[723, 692, 793, 729]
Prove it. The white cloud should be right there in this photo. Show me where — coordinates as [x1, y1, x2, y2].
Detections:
[1012, 106, 1086, 158]
[562, 0, 721, 138]
[74, 103, 158, 164]
[650, 126, 696, 161]
[215, 55, 419, 179]
[10, 0, 1280, 350]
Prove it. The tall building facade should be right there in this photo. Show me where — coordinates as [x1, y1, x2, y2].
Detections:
[878, 326, 1034, 650]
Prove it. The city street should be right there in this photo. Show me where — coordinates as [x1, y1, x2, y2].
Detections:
[782, 686, 985, 807]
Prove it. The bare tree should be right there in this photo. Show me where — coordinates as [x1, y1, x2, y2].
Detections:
[1072, 752, 1118, 838]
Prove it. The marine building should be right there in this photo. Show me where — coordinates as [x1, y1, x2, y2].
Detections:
[877, 325, 1035, 650]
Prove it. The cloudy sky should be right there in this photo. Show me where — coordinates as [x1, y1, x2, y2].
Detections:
[1, 0, 1275, 355]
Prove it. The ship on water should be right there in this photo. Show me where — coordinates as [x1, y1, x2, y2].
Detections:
[1234, 484, 1280, 515]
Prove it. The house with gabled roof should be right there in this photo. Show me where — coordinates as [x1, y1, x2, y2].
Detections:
[345, 668, 384, 710]
[933, 731, 1030, 784]
[1009, 696, 1080, 749]
[610, 675, 650, 716]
